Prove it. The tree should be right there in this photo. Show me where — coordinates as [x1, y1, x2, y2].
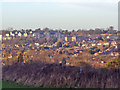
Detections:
[63, 50, 66, 54]
[62, 58, 66, 67]
[48, 38, 57, 43]
[103, 30, 108, 34]
[97, 37, 103, 41]
[72, 30, 75, 32]
[89, 50, 95, 55]
[59, 50, 62, 54]
[95, 48, 100, 52]
[53, 38, 57, 43]
[65, 30, 68, 33]
[17, 53, 23, 64]
[57, 42, 62, 48]
[43, 27, 49, 31]
[106, 54, 120, 69]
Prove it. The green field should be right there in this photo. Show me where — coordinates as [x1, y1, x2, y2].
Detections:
[2, 81, 55, 88]
[2, 81, 39, 88]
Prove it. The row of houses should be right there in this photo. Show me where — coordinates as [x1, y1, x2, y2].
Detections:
[3, 30, 118, 43]
[35, 30, 65, 40]
[3, 30, 65, 40]
[65, 36, 86, 42]
[3, 31, 35, 41]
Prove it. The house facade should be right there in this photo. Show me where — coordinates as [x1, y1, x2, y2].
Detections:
[35, 30, 65, 40]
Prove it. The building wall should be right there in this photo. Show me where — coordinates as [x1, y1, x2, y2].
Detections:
[72, 36, 76, 42]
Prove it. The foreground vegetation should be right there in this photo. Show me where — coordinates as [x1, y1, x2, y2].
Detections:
[2, 62, 120, 88]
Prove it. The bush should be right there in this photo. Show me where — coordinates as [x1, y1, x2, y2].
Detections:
[57, 42, 62, 48]
[89, 49, 100, 55]
[62, 58, 66, 64]
[89, 50, 95, 55]
[106, 54, 120, 69]
[17, 53, 23, 64]
[2, 62, 120, 88]
[59, 50, 62, 54]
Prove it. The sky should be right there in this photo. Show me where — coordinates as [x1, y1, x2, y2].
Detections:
[0, 0, 119, 30]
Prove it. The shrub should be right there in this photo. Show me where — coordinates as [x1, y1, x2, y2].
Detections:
[106, 54, 120, 69]
[57, 42, 62, 48]
[17, 53, 23, 64]
[2, 62, 120, 88]
[59, 50, 62, 54]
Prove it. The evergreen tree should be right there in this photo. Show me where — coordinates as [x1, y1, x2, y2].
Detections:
[17, 53, 23, 64]
[62, 58, 66, 67]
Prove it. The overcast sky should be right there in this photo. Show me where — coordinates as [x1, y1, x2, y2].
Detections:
[0, 0, 119, 30]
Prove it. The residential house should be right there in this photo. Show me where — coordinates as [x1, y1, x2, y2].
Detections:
[35, 30, 65, 40]
[65, 36, 72, 42]
[3, 37, 6, 40]
[46, 31, 64, 40]
[72, 36, 76, 42]
[18, 32, 22, 37]
[0, 35, 2, 40]
[8, 54, 12, 59]
[103, 42, 109, 46]
[7, 37, 12, 40]
[115, 52, 119, 56]
[94, 53, 99, 56]
[10, 31, 15, 37]
[57, 32, 64, 40]
[97, 43, 102, 46]
[6, 33, 9, 37]
[111, 41, 117, 46]
[24, 31, 28, 37]
[32, 33, 35, 37]
[91, 43, 96, 47]
[79, 50, 83, 53]
[111, 52, 119, 56]
[107, 36, 118, 40]
[15, 32, 18, 34]
[35, 30, 45, 39]
[65, 36, 85, 42]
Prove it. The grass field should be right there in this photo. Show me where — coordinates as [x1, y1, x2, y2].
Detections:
[2, 80, 54, 88]
[2, 81, 38, 88]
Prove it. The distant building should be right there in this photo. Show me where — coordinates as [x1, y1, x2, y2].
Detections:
[103, 42, 109, 46]
[18, 32, 22, 37]
[65, 36, 85, 42]
[35, 30, 45, 39]
[24, 32, 28, 37]
[97, 43, 102, 46]
[107, 36, 118, 40]
[65, 36, 72, 42]
[5, 34, 9, 37]
[35, 30, 64, 40]
[72, 36, 76, 42]
[0, 35, 2, 40]
[45, 31, 64, 40]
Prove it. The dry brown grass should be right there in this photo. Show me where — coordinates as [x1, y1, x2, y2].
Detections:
[2, 62, 120, 88]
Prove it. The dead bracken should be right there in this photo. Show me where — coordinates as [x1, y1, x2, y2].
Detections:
[2, 62, 120, 88]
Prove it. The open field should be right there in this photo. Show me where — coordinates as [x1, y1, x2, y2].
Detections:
[2, 80, 37, 88]
[2, 80, 53, 88]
